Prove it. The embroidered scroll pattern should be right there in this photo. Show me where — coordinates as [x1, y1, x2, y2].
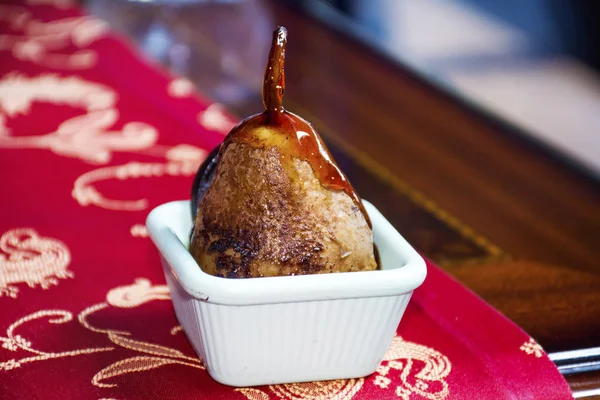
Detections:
[130, 224, 149, 238]
[0, 8, 107, 70]
[0, 73, 161, 164]
[0, 72, 206, 218]
[0, 279, 203, 391]
[90, 279, 205, 388]
[0, 310, 112, 371]
[72, 148, 205, 211]
[105, 278, 171, 308]
[72, 143, 205, 211]
[167, 77, 195, 98]
[0, 228, 73, 298]
[197, 103, 237, 135]
[376, 336, 452, 400]
[268, 379, 364, 400]
[0, 72, 116, 122]
[235, 388, 271, 400]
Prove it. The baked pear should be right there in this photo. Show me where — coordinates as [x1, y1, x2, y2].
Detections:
[190, 27, 377, 278]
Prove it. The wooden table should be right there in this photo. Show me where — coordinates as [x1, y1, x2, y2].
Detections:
[86, 0, 600, 395]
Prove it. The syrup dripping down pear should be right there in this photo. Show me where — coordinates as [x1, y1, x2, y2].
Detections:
[190, 26, 377, 278]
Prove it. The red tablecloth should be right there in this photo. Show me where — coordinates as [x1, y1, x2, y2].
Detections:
[0, 1, 572, 399]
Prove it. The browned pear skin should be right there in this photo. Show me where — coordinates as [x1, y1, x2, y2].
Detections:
[189, 27, 376, 278]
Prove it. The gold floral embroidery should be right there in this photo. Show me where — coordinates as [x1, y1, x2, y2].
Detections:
[106, 278, 170, 308]
[165, 143, 207, 166]
[197, 103, 236, 135]
[376, 364, 391, 376]
[387, 360, 403, 370]
[0, 279, 204, 390]
[90, 280, 204, 388]
[72, 156, 204, 211]
[72, 162, 182, 210]
[0, 14, 107, 69]
[0, 228, 73, 298]
[0, 310, 113, 371]
[0, 73, 115, 122]
[374, 375, 391, 389]
[520, 338, 543, 358]
[92, 356, 203, 388]
[130, 224, 148, 238]
[235, 388, 271, 400]
[91, 330, 205, 388]
[1, 334, 31, 351]
[269, 379, 364, 400]
[43, 109, 157, 164]
[0, 73, 167, 165]
[78, 303, 128, 336]
[107, 332, 199, 363]
[0, 72, 207, 172]
[170, 325, 183, 335]
[168, 78, 195, 98]
[376, 336, 452, 400]
[14, 42, 97, 69]
[0, 78, 164, 166]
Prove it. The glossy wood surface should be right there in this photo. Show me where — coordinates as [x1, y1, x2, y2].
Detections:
[86, 0, 600, 393]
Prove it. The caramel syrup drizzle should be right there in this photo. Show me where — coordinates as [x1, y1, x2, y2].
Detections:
[222, 26, 371, 228]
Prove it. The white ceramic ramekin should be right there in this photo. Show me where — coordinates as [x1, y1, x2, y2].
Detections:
[146, 199, 426, 387]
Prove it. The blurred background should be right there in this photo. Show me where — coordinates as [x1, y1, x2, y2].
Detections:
[85, 0, 600, 180]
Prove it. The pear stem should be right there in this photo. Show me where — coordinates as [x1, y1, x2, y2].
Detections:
[263, 26, 287, 121]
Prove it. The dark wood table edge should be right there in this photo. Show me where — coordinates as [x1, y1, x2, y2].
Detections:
[286, 0, 600, 185]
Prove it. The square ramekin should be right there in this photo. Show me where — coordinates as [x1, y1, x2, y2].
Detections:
[146, 199, 426, 387]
